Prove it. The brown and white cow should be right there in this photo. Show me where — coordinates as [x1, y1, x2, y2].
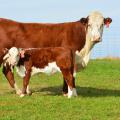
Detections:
[75, 12, 112, 69]
[0, 11, 112, 95]
[3, 47, 78, 98]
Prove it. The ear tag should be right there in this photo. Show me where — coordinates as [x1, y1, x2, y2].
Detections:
[106, 22, 110, 28]
[20, 50, 25, 58]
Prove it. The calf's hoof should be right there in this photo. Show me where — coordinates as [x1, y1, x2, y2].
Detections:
[19, 93, 25, 98]
[16, 90, 22, 96]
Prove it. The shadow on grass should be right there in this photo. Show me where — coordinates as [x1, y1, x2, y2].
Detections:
[32, 86, 120, 97]
[32, 86, 62, 96]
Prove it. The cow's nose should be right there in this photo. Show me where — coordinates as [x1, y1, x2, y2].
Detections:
[93, 35, 101, 42]
[12, 61, 17, 65]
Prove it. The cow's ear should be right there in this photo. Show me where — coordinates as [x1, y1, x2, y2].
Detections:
[19, 49, 25, 58]
[104, 18, 112, 28]
[80, 17, 88, 25]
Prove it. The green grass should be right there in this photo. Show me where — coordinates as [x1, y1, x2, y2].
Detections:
[0, 59, 120, 120]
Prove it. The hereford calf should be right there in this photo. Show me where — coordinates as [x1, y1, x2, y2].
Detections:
[4, 47, 77, 98]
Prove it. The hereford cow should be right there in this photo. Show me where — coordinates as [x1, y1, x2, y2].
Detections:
[0, 11, 112, 96]
[3, 47, 78, 98]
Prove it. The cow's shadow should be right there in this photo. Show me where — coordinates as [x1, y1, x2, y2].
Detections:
[32, 86, 120, 97]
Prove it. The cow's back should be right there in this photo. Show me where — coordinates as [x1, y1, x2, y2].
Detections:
[0, 18, 86, 51]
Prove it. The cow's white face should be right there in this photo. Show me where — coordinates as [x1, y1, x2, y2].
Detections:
[80, 11, 112, 43]
[87, 12, 104, 43]
[3, 47, 20, 66]
[76, 11, 112, 70]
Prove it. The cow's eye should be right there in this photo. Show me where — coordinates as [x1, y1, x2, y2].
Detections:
[100, 24, 104, 29]
[88, 24, 92, 29]
[16, 54, 19, 57]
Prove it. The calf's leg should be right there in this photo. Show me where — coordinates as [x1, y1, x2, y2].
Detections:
[20, 69, 32, 97]
[2, 66, 22, 95]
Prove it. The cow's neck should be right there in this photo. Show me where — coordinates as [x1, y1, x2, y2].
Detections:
[75, 33, 95, 69]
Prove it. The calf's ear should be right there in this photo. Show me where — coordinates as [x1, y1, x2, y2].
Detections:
[3, 48, 8, 54]
[3, 53, 9, 60]
[104, 18, 112, 28]
[19, 49, 25, 58]
[80, 17, 88, 25]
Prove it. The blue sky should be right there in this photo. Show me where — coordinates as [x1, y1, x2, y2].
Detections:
[0, 0, 120, 58]
[0, 0, 119, 23]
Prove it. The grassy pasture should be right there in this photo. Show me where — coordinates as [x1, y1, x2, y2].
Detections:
[0, 59, 120, 120]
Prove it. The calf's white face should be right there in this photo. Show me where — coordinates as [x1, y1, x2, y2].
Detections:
[3, 47, 19, 66]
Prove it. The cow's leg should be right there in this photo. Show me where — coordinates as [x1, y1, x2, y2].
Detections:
[20, 69, 31, 97]
[61, 69, 77, 98]
[2, 66, 21, 95]
[63, 70, 77, 96]
[68, 76, 77, 98]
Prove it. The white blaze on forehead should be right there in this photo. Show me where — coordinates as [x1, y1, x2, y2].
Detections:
[3, 47, 20, 66]
[87, 11, 104, 42]
[9, 47, 19, 56]
[89, 11, 104, 25]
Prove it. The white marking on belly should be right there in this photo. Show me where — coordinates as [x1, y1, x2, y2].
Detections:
[16, 62, 61, 77]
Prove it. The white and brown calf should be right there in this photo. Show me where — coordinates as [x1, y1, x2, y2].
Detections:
[4, 47, 77, 98]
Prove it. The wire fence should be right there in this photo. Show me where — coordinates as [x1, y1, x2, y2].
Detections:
[91, 26, 120, 59]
